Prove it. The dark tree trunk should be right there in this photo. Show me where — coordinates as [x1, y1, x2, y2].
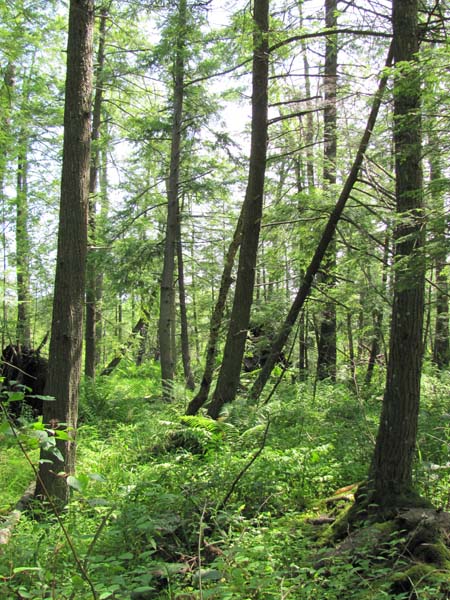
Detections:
[158, 0, 186, 401]
[367, 0, 426, 511]
[176, 206, 195, 390]
[35, 0, 94, 507]
[185, 210, 243, 416]
[16, 141, 31, 347]
[429, 139, 449, 370]
[207, 0, 269, 420]
[1, 63, 14, 350]
[365, 234, 390, 386]
[316, 0, 337, 381]
[249, 43, 393, 402]
[85, 6, 107, 379]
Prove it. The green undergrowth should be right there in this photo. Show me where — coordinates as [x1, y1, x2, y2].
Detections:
[0, 366, 449, 599]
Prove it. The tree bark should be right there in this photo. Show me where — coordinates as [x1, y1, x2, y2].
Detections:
[207, 0, 269, 420]
[249, 42, 393, 402]
[35, 0, 94, 507]
[15, 137, 31, 347]
[365, 234, 390, 386]
[367, 0, 426, 511]
[158, 0, 186, 401]
[316, 0, 337, 381]
[429, 137, 449, 370]
[85, 5, 108, 379]
[176, 203, 195, 390]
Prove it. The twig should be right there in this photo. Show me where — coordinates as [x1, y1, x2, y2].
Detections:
[217, 418, 271, 513]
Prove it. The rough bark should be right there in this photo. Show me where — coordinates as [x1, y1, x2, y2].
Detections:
[316, 0, 337, 381]
[15, 139, 31, 347]
[207, 0, 269, 420]
[249, 42, 394, 402]
[158, 0, 186, 401]
[365, 234, 390, 386]
[35, 0, 94, 507]
[176, 205, 195, 390]
[429, 139, 449, 370]
[368, 0, 426, 510]
[85, 6, 108, 379]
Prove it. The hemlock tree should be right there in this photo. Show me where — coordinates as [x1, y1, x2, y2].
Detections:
[85, 5, 109, 379]
[158, 0, 187, 401]
[359, 0, 427, 514]
[316, 0, 338, 381]
[35, 0, 94, 506]
[207, 0, 269, 420]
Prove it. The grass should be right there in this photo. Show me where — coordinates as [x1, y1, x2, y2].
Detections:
[0, 364, 449, 599]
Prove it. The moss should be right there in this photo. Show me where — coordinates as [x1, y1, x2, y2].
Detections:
[318, 501, 353, 543]
[390, 563, 442, 595]
[413, 541, 450, 567]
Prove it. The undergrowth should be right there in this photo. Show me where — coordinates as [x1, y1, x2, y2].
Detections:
[1, 364, 449, 599]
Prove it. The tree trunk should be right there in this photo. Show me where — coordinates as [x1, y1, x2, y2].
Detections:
[35, 0, 94, 507]
[249, 42, 393, 402]
[158, 0, 186, 401]
[365, 234, 389, 386]
[207, 0, 269, 420]
[177, 218, 195, 390]
[1, 63, 14, 349]
[85, 6, 107, 379]
[15, 140, 31, 347]
[185, 210, 243, 415]
[367, 0, 426, 511]
[316, 0, 337, 381]
[429, 135, 449, 370]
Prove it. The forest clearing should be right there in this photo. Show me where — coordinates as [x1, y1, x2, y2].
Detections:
[1, 0, 450, 598]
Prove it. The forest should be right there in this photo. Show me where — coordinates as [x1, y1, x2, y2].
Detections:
[0, 0, 450, 598]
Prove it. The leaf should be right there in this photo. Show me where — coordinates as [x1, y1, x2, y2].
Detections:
[13, 566, 41, 574]
[88, 472, 106, 482]
[0, 421, 12, 434]
[67, 475, 89, 493]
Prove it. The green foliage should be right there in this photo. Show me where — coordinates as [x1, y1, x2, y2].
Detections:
[2, 372, 449, 599]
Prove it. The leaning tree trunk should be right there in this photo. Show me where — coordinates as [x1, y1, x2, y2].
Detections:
[249, 42, 393, 403]
[185, 209, 243, 415]
[366, 0, 426, 513]
[35, 0, 94, 508]
[316, 0, 338, 381]
[207, 0, 269, 420]
[85, 5, 108, 379]
[158, 0, 186, 401]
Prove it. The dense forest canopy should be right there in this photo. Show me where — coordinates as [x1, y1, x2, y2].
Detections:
[0, 0, 450, 598]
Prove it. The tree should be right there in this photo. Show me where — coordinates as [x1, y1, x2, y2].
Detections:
[316, 0, 338, 381]
[85, 4, 109, 378]
[359, 0, 426, 514]
[207, 0, 269, 420]
[249, 41, 393, 403]
[35, 0, 94, 506]
[158, 0, 187, 401]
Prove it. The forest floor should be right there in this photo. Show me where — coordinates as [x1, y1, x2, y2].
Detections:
[1, 362, 450, 599]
